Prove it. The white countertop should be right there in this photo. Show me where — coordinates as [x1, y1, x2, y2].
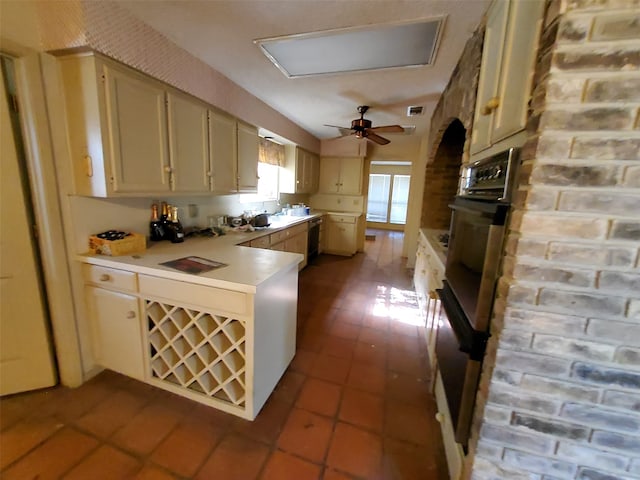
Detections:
[78, 214, 324, 293]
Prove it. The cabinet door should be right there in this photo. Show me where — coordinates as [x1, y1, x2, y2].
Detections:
[327, 220, 356, 254]
[237, 122, 259, 192]
[167, 92, 210, 192]
[491, 0, 544, 143]
[469, 0, 510, 155]
[209, 110, 237, 193]
[338, 157, 363, 195]
[85, 286, 144, 380]
[295, 149, 307, 193]
[103, 64, 170, 193]
[318, 157, 341, 193]
[303, 151, 320, 193]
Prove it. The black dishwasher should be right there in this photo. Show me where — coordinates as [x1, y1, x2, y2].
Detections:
[308, 218, 321, 261]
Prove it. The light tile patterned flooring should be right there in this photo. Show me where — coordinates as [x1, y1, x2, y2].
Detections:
[0, 230, 448, 479]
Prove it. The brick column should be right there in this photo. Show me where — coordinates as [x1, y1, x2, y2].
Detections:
[468, 1, 640, 479]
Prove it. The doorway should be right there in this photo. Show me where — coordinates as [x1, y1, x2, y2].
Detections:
[366, 161, 412, 230]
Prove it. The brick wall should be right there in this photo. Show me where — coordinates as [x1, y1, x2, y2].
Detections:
[421, 27, 484, 229]
[468, 1, 640, 479]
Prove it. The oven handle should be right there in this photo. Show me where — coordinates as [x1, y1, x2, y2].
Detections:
[437, 283, 490, 361]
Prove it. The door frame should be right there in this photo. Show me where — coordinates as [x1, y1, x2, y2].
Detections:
[8, 52, 83, 387]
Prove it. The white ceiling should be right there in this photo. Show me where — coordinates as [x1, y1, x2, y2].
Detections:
[117, 0, 489, 142]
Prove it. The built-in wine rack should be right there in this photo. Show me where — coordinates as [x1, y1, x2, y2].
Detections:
[145, 300, 247, 408]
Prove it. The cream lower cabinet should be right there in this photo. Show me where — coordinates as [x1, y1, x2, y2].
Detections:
[325, 214, 358, 256]
[269, 223, 308, 270]
[138, 272, 296, 420]
[413, 231, 445, 370]
[83, 265, 145, 380]
[82, 260, 298, 420]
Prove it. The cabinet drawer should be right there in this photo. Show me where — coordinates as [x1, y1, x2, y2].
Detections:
[250, 236, 270, 249]
[270, 223, 307, 244]
[271, 241, 286, 251]
[138, 275, 249, 316]
[82, 264, 138, 292]
[328, 214, 357, 224]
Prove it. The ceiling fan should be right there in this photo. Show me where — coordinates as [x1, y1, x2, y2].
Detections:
[325, 105, 405, 145]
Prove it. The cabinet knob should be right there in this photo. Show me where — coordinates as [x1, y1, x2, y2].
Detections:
[99, 274, 111, 282]
[428, 291, 438, 300]
[435, 412, 444, 423]
[206, 171, 213, 177]
[164, 165, 173, 173]
[126, 311, 136, 319]
[480, 96, 500, 116]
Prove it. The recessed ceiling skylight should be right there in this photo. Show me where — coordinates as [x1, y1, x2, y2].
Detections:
[255, 18, 445, 78]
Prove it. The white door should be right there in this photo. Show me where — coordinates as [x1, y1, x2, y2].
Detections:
[0, 59, 56, 395]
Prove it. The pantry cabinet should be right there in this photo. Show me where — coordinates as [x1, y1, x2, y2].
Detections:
[280, 146, 319, 194]
[318, 156, 363, 195]
[470, 0, 544, 156]
[60, 52, 258, 196]
[167, 92, 210, 193]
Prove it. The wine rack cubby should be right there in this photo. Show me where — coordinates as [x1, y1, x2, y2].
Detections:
[145, 300, 247, 408]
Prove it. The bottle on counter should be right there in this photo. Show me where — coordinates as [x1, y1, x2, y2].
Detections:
[166, 205, 185, 243]
[149, 202, 165, 241]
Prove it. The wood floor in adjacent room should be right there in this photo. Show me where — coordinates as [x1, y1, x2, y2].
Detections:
[0, 230, 448, 479]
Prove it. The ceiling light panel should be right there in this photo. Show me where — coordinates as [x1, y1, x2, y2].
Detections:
[255, 18, 445, 78]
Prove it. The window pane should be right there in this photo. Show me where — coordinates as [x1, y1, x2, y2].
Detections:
[366, 174, 390, 222]
[390, 175, 410, 224]
[257, 163, 279, 200]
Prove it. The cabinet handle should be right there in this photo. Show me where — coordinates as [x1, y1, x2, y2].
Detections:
[164, 165, 173, 174]
[126, 311, 136, 319]
[480, 96, 500, 116]
[428, 291, 438, 300]
[435, 412, 444, 423]
[84, 155, 93, 177]
[206, 171, 213, 177]
[99, 274, 111, 282]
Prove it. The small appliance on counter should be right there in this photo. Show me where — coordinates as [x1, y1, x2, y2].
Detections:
[250, 213, 270, 228]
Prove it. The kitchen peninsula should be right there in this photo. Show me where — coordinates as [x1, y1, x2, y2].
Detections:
[80, 215, 318, 421]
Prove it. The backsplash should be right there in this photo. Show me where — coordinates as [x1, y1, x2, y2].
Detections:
[70, 194, 280, 254]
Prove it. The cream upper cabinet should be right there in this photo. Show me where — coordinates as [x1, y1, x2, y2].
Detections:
[470, 0, 544, 156]
[281, 146, 319, 194]
[237, 121, 259, 192]
[103, 63, 171, 194]
[167, 92, 210, 193]
[60, 54, 172, 196]
[318, 156, 363, 195]
[61, 52, 258, 196]
[209, 110, 237, 193]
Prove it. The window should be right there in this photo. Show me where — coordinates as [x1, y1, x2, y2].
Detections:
[257, 162, 279, 200]
[366, 173, 410, 225]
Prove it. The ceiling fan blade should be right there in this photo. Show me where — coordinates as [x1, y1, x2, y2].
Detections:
[365, 131, 390, 145]
[370, 125, 405, 134]
[324, 124, 353, 136]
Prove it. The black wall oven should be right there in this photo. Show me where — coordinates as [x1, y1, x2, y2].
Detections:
[436, 148, 519, 448]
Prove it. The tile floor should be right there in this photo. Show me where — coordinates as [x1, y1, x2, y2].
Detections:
[0, 230, 448, 479]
